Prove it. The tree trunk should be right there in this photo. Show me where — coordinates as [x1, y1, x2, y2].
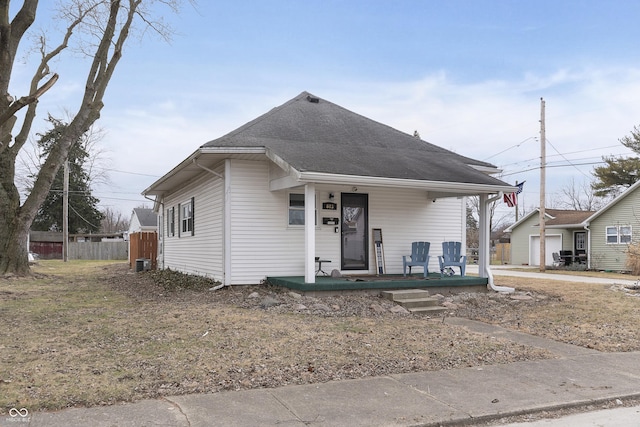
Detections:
[0, 151, 30, 275]
[0, 216, 30, 276]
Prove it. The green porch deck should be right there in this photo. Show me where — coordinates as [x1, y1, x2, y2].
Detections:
[266, 273, 488, 295]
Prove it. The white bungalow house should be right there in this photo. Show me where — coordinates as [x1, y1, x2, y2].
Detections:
[142, 92, 515, 289]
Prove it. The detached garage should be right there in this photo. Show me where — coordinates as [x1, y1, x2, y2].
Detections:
[529, 234, 562, 266]
[506, 209, 594, 267]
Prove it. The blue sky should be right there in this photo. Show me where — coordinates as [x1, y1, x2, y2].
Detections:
[15, 0, 640, 223]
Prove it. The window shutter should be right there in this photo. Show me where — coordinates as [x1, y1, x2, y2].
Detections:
[191, 197, 195, 236]
[177, 203, 181, 237]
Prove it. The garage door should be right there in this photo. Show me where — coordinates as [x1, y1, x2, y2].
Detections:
[530, 235, 562, 266]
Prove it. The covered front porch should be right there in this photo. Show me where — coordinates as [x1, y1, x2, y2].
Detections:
[267, 272, 488, 295]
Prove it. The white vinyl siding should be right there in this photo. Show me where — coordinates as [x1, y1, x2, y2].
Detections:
[368, 188, 464, 274]
[162, 164, 224, 280]
[161, 157, 468, 285]
[227, 159, 466, 284]
[228, 160, 305, 283]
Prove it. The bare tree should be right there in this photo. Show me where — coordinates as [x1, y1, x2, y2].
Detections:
[555, 177, 608, 211]
[101, 206, 129, 232]
[467, 196, 513, 237]
[0, 0, 182, 275]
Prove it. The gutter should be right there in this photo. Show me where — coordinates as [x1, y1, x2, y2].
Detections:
[297, 171, 516, 194]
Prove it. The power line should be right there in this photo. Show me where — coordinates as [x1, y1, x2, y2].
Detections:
[546, 138, 592, 179]
[501, 160, 607, 177]
[483, 137, 537, 161]
[68, 203, 101, 229]
[497, 144, 626, 168]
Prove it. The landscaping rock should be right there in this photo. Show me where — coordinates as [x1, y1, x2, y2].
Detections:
[389, 305, 410, 314]
[260, 296, 281, 308]
[310, 303, 332, 312]
[370, 303, 387, 314]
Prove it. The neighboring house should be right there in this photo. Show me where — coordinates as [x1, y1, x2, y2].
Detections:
[506, 209, 595, 266]
[507, 180, 640, 271]
[127, 208, 159, 269]
[128, 208, 158, 234]
[143, 92, 515, 286]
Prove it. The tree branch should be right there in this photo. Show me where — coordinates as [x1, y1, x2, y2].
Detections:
[0, 73, 58, 127]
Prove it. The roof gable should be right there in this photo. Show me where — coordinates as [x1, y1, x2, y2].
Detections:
[506, 208, 595, 232]
[545, 209, 596, 226]
[585, 180, 640, 224]
[201, 92, 508, 187]
[133, 208, 157, 227]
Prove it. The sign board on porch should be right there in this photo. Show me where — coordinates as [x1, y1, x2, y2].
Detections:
[372, 228, 385, 275]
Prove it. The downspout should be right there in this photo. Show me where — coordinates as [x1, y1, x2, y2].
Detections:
[193, 158, 228, 287]
[481, 192, 515, 293]
[584, 224, 591, 270]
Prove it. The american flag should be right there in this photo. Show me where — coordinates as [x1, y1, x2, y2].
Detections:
[504, 181, 524, 207]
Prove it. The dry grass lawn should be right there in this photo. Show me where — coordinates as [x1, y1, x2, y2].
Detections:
[1, 260, 638, 414]
[458, 274, 640, 352]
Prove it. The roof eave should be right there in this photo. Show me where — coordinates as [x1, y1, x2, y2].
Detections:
[142, 147, 268, 196]
[297, 171, 516, 194]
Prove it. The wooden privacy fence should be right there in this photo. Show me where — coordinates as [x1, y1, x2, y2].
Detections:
[68, 241, 128, 260]
[492, 243, 511, 265]
[129, 232, 158, 270]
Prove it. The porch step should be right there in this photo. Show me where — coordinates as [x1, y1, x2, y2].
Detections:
[380, 289, 447, 316]
[381, 289, 432, 301]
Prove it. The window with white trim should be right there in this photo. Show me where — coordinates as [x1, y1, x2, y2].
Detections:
[181, 198, 194, 235]
[288, 193, 316, 226]
[606, 225, 632, 244]
[167, 207, 175, 237]
[620, 226, 632, 243]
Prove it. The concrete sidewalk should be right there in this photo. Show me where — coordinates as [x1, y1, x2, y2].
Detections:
[468, 264, 639, 286]
[18, 319, 640, 427]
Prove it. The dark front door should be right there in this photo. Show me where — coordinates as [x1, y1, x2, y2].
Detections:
[341, 193, 368, 270]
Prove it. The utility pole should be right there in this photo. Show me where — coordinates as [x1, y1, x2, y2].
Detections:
[63, 160, 69, 262]
[539, 98, 546, 272]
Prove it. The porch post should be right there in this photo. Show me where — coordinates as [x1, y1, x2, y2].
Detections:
[478, 193, 490, 279]
[304, 183, 316, 283]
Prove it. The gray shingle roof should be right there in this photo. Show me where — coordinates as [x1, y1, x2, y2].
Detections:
[201, 92, 508, 187]
[133, 208, 157, 227]
[544, 209, 596, 226]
